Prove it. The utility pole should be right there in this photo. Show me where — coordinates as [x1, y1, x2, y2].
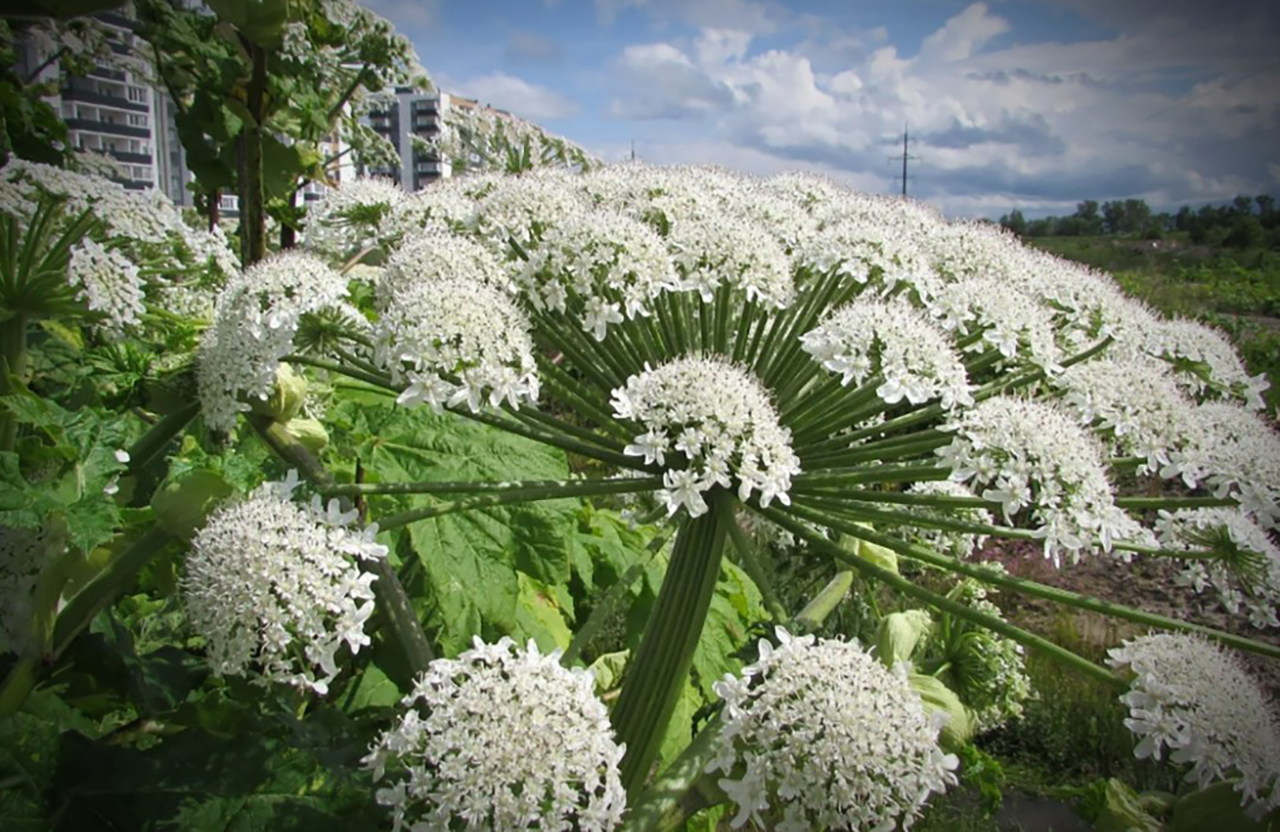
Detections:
[889, 123, 918, 197]
[630, 140, 636, 162]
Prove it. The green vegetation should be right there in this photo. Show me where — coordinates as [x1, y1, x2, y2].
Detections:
[1027, 235, 1280, 416]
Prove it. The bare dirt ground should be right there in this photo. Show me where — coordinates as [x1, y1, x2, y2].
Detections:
[981, 539, 1280, 701]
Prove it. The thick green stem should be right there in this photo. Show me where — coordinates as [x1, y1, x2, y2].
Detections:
[0, 312, 28, 451]
[612, 492, 730, 798]
[794, 570, 855, 632]
[125, 400, 200, 475]
[621, 716, 729, 832]
[239, 39, 268, 266]
[249, 416, 436, 673]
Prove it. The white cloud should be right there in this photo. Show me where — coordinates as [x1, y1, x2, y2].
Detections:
[453, 73, 579, 121]
[601, 1, 1279, 213]
[918, 3, 1010, 63]
[1269, 163, 1280, 184]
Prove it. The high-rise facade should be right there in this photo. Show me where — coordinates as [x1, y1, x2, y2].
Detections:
[16, 11, 168, 193]
[361, 88, 454, 189]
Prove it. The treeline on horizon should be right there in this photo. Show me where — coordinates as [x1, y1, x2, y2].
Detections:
[997, 194, 1280, 249]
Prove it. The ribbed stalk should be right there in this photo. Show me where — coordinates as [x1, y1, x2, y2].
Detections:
[0, 312, 28, 451]
[612, 491, 730, 797]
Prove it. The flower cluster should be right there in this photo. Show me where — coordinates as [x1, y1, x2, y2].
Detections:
[667, 214, 794, 309]
[1156, 508, 1280, 630]
[1, 159, 237, 333]
[196, 251, 354, 433]
[1107, 633, 1280, 817]
[302, 177, 406, 261]
[1053, 356, 1196, 476]
[182, 473, 386, 694]
[375, 232, 538, 412]
[1171, 403, 1280, 531]
[801, 298, 973, 410]
[707, 628, 958, 831]
[611, 357, 800, 516]
[939, 397, 1144, 566]
[362, 637, 626, 832]
[516, 209, 679, 338]
[68, 238, 145, 335]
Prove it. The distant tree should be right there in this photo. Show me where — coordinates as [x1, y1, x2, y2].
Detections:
[1073, 200, 1103, 235]
[1232, 195, 1255, 215]
[1224, 215, 1265, 249]
[1027, 218, 1053, 236]
[999, 209, 1028, 236]
[1101, 200, 1124, 234]
[1175, 205, 1194, 232]
[1257, 195, 1277, 229]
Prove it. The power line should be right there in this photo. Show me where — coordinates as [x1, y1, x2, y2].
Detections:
[888, 123, 918, 197]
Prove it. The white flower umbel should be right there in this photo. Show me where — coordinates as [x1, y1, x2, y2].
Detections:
[667, 214, 794, 309]
[68, 238, 145, 334]
[362, 636, 626, 832]
[611, 357, 800, 517]
[925, 276, 1062, 371]
[1107, 633, 1280, 818]
[1173, 403, 1280, 530]
[518, 209, 679, 336]
[938, 397, 1133, 566]
[302, 176, 405, 260]
[196, 251, 353, 433]
[182, 474, 386, 694]
[801, 298, 973, 410]
[470, 169, 586, 251]
[1156, 508, 1280, 630]
[380, 180, 475, 244]
[1053, 356, 1197, 476]
[1144, 319, 1270, 410]
[376, 233, 538, 412]
[707, 628, 958, 831]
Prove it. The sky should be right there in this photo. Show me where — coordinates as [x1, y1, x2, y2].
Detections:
[363, 0, 1280, 219]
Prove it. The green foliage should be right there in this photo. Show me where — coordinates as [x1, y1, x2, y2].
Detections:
[329, 399, 580, 655]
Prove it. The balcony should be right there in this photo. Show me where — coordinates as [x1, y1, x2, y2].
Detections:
[107, 149, 152, 164]
[63, 87, 148, 113]
[65, 118, 150, 139]
[89, 67, 126, 82]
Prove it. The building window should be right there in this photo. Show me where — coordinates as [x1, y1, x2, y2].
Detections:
[126, 86, 147, 103]
[128, 113, 150, 128]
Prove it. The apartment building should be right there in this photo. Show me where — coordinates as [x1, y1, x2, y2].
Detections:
[361, 88, 454, 189]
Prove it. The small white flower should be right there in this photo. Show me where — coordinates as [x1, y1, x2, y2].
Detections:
[1108, 633, 1280, 818]
[611, 357, 800, 517]
[363, 636, 626, 831]
[182, 475, 386, 693]
[708, 628, 957, 830]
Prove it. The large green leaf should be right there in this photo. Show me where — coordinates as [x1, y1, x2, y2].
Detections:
[335, 401, 578, 655]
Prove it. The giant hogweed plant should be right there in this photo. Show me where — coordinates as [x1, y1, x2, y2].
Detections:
[2, 158, 1280, 830]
